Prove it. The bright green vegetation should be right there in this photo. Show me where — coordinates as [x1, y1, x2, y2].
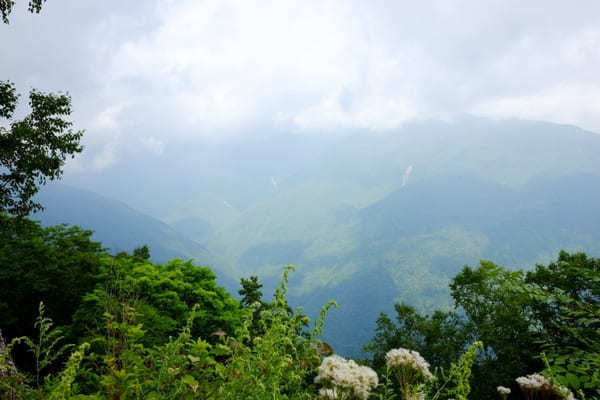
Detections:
[366, 251, 600, 399]
[1, 214, 598, 399]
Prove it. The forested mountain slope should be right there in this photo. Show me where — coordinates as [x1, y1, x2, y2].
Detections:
[34, 184, 210, 264]
[57, 117, 600, 355]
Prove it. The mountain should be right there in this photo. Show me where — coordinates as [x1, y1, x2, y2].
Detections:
[34, 183, 211, 264]
[58, 117, 600, 356]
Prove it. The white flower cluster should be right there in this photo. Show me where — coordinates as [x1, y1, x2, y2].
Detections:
[516, 373, 551, 391]
[315, 355, 379, 400]
[385, 348, 434, 380]
[497, 386, 511, 395]
[516, 373, 576, 400]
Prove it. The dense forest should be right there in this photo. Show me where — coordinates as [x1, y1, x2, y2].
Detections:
[1, 215, 599, 399]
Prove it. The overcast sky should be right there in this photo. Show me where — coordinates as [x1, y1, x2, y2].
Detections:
[2, 0, 600, 171]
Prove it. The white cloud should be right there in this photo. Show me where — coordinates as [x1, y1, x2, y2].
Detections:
[91, 142, 117, 171]
[140, 136, 166, 156]
[92, 104, 127, 132]
[2, 0, 600, 169]
[471, 84, 600, 130]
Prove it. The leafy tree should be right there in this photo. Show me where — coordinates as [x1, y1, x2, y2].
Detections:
[0, 215, 105, 344]
[2, 2, 82, 217]
[0, 0, 46, 23]
[72, 255, 243, 348]
[238, 275, 263, 308]
[448, 254, 600, 399]
[366, 304, 474, 374]
[0, 265, 336, 399]
[525, 250, 600, 345]
[367, 254, 600, 400]
[450, 261, 542, 398]
[520, 252, 600, 399]
[238, 275, 268, 339]
[0, 82, 83, 216]
[132, 244, 151, 261]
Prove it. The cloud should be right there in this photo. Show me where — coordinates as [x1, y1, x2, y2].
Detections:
[2, 0, 600, 170]
[91, 142, 117, 171]
[92, 104, 127, 132]
[140, 136, 166, 156]
[471, 84, 600, 129]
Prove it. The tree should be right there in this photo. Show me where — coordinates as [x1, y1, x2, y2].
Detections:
[132, 245, 151, 261]
[365, 303, 474, 375]
[238, 275, 264, 308]
[238, 275, 268, 338]
[1, 0, 46, 24]
[450, 261, 542, 399]
[525, 250, 600, 344]
[72, 256, 243, 348]
[0, 81, 83, 216]
[0, 215, 105, 377]
[523, 252, 600, 398]
[2, 2, 82, 217]
[448, 254, 600, 399]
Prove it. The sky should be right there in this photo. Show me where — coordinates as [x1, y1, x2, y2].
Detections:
[2, 0, 600, 172]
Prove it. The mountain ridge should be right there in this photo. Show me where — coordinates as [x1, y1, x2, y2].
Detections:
[48, 117, 600, 355]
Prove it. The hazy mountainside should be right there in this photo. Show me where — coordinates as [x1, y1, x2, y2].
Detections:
[57, 117, 600, 355]
[33, 184, 210, 264]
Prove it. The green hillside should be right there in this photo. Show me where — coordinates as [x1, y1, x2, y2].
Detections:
[183, 118, 600, 355]
[49, 118, 600, 356]
[34, 184, 210, 264]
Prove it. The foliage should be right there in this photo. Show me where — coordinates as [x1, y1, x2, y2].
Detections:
[365, 303, 474, 374]
[238, 275, 267, 338]
[2, 217, 599, 400]
[0, 82, 83, 216]
[239, 275, 264, 308]
[1, 265, 341, 399]
[373, 366, 397, 400]
[0, 329, 27, 399]
[0, 216, 105, 350]
[22, 302, 73, 387]
[366, 252, 600, 400]
[542, 312, 600, 399]
[525, 251, 600, 346]
[490, 252, 600, 399]
[132, 245, 151, 262]
[1, 302, 82, 399]
[450, 261, 543, 399]
[1, 0, 46, 23]
[71, 255, 242, 349]
[432, 341, 482, 400]
[524, 279, 600, 397]
[46, 343, 89, 400]
[214, 266, 328, 399]
[450, 253, 600, 399]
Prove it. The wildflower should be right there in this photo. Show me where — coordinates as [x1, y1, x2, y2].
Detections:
[385, 348, 434, 400]
[497, 386, 511, 400]
[315, 355, 378, 400]
[516, 373, 576, 400]
[497, 386, 511, 395]
[385, 348, 434, 380]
